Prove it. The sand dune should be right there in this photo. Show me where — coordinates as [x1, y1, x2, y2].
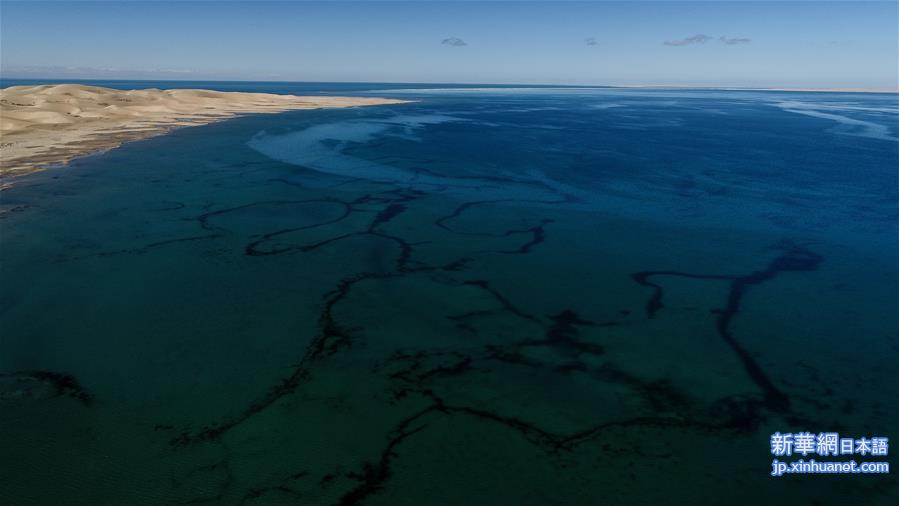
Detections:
[0, 84, 408, 178]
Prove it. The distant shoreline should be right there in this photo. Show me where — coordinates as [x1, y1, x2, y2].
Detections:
[2, 78, 895, 94]
[615, 85, 899, 94]
[0, 84, 408, 181]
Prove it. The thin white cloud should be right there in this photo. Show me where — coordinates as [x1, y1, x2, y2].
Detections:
[441, 37, 468, 47]
[665, 34, 752, 47]
[664, 34, 713, 46]
[720, 36, 751, 45]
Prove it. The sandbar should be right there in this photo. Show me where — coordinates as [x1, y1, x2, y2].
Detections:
[0, 84, 408, 179]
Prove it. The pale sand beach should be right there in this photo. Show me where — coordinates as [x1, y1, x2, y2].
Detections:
[0, 84, 408, 178]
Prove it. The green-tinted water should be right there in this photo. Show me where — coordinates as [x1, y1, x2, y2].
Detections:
[2, 89, 897, 504]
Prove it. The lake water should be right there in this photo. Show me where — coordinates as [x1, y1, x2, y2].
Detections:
[1, 82, 897, 504]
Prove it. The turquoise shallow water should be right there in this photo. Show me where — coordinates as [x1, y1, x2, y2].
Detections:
[1, 84, 897, 504]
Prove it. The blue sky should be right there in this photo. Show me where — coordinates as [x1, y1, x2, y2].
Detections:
[1, 1, 896, 87]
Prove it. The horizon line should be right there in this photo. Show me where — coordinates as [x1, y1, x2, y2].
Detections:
[1, 77, 897, 94]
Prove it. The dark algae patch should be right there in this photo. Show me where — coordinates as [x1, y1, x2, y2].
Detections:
[0, 370, 94, 405]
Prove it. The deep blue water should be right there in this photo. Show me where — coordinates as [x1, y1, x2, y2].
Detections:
[1, 82, 897, 505]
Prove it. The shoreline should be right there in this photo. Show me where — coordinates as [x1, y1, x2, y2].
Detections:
[3, 78, 895, 94]
[614, 85, 899, 94]
[0, 84, 409, 180]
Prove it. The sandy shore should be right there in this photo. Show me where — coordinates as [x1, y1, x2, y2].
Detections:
[0, 84, 408, 179]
